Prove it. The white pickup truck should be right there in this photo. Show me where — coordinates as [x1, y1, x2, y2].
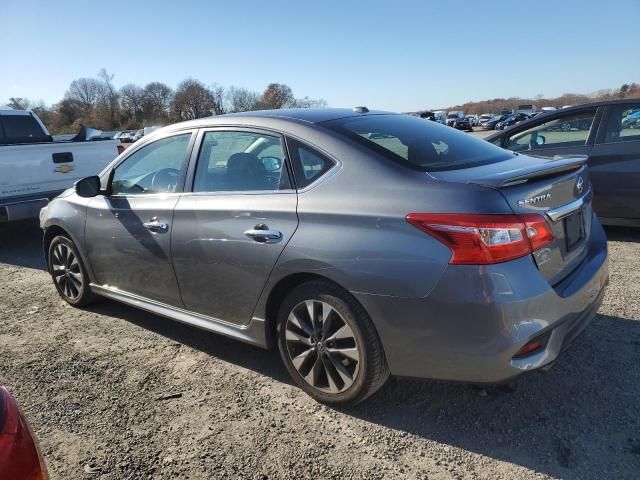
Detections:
[0, 109, 122, 223]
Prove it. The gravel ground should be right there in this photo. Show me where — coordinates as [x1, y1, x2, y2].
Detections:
[0, 220, 638, 480]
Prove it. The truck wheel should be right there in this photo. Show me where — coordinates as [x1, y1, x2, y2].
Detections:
[48, 235, 96, 307]
[277, 280, 389, 405]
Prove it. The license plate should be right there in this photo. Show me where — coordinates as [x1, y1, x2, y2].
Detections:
[564, 211, 584, 251]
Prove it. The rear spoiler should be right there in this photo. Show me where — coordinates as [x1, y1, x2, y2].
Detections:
[496, 156, 588, 187]
[429, 155, 588, 189]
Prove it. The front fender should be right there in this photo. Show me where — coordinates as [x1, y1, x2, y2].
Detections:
[40, 195, 95, 281]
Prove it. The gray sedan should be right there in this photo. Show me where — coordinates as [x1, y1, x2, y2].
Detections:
[40, 108, 609, 405]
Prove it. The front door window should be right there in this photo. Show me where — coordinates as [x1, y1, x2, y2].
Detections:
[111, 133, 192, 195]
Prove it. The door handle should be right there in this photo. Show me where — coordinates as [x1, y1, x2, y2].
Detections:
[143, 218, 169, 233]
[244, 224, 282, 243]
[52, 152, 74, 164]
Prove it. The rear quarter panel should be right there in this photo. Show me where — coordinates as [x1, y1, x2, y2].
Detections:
[259, 127, 516, 300]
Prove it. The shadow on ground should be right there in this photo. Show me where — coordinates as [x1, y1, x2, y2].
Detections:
[604, 225, 640, 243]
[86, 299, 292, 386]
[0, 220, 46, 270]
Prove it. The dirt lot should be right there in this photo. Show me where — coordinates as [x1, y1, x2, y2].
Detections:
[0, 220, 639, 480]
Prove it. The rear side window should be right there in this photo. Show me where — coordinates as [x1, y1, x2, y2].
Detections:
[602, 105, 640, 143]
[323, 114, 513, 172]
[506, 109, 597, 151]
[1, 115, 50, 144]
[286, 138, 336, 188]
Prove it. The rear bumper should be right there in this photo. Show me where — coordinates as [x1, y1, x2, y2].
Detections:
[0, 192, 62, 223]
[354, 216, 609, 383]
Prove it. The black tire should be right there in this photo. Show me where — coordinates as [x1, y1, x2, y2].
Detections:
[276, 280, 389, 405]
[47, 235, 96, 307]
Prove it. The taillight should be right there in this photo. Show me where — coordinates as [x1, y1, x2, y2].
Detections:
[117, 145, 125, 155]
[0, 387, 49, 480]
[520, 214, 555, 251]
[406, 213, 554, 265]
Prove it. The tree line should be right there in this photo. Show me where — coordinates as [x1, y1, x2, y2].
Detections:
[3, 69, 327, 134]
[438, 83, 640, 115]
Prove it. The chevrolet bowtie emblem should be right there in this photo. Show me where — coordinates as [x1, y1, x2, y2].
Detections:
[55, 165, 74, 174]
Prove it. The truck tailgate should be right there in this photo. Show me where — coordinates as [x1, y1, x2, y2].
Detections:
[0, 140, 120, 201]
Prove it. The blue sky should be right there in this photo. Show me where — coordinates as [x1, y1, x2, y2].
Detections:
[2, 0, 638, 111]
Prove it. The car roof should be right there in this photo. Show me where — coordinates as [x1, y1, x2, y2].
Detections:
[0, 109, 33, 116]
[555, 98, 640, 111]
[171, 108, 396, 131]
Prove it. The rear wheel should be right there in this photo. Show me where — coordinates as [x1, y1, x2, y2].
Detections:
[48, 235, 95, 307]
[277, 280, 389, 405]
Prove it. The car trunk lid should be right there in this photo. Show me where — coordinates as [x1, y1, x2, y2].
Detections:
[430, 154, 592, 284]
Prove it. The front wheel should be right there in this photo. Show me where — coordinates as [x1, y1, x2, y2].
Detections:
[277, 280, 389, 405]
[48, 235, 96, 307]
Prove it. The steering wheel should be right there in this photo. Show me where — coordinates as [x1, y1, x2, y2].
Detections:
[150, 168, 180, 192]
[265, 175, 280, 188]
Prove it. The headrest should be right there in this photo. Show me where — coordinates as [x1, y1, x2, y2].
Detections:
[227, 153, 265, 174]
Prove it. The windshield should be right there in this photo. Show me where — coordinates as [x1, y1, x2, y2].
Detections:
[323, 114, 514, 172]
[446, 113, 458, 119]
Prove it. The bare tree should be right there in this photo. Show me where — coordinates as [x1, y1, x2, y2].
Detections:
[120, 84, 145, 120]
[260, 83, 294, 109]
[210, 83, 226, 115]
[171, 79, 215, 121]
[225, 86, 260, 113]
[292, 96, 328, 109]
[65, 78, 107, 116]
[6, 97, 31, 110]
[142, 82, 173, 123]
[98, 68, 119, 127]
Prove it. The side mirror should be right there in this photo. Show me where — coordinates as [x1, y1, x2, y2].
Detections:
[535, 135, 546, 146]
[260, 156, 281, 171]
[75, 176, 101, 198]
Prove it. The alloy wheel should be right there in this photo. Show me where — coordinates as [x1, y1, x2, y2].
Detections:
[51, 243, 83, 300]
[284, 300, 361, 394]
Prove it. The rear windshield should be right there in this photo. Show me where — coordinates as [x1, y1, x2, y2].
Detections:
[323, 114, 514, 172]
[1, 114, 50, 144]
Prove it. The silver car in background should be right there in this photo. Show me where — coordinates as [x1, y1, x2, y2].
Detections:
[40, 108, 609, 405]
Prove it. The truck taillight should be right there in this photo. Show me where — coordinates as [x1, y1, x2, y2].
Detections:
[406, 213, 554, 265]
